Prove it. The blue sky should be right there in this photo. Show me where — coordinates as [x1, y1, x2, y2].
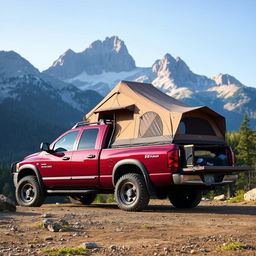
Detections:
[1, 0, 255, 87]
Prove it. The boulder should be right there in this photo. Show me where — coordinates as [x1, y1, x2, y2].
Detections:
[81, 242, 99, 249]
[244, 188, 256, 201]
[0, 194, 16, 212]
[43, 219, 54, 228]
[213, 194, 225, 201]
[47, 223, 62, 232]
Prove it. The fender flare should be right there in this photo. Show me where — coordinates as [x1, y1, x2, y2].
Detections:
[18, 164, 45, 192]
[112, 159, 155, 196]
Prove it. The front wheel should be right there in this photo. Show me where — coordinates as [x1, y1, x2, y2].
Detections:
[16, 175, 46, 207]
[115, 173, 149, 211]
[168, 188, 202, 208]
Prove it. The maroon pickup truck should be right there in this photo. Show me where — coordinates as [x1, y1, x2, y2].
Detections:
[12, 120, 248, 211]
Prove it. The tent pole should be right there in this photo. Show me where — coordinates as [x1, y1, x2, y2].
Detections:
[107, 112, 116, 148]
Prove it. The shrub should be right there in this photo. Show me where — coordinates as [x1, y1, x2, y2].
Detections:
[229, 190, 245, 203]
[218, 242, 247, 251]
[43, 247, 89, 255]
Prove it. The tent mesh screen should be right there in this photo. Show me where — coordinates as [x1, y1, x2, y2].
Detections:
[178, 117, 216, 135]
[139, 111, 163, 138]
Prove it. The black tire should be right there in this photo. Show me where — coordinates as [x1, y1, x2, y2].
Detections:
[168, 188, 202, 209]
[69, 193, 96, 205]
[115, 173, 149, 212]
[16, 175, 45, 207]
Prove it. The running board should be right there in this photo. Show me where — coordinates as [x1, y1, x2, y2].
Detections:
[47, 189, 99, 194]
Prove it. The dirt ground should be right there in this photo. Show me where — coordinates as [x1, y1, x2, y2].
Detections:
[0, 200, 256, 256]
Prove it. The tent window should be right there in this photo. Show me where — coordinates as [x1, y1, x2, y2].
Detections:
[178, 117, 216, 136]
[139, 112, 163, 138]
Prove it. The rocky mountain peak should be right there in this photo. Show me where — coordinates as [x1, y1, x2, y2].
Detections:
[152, 54, 175, 75]
[152, 53, 191, 78]
[65, 49, 75, 55]
[83, 36, 131, 58]
[163, 53, 176, 61]
[0, 50, 39, 78]
[152, 53, 215, 91]
[88, 36, 125, 53]
[45, 36, 136, 79]
[52, 49, 76, 67]
[211, 73, 243, 86]
[111, 36, 125, 53]
[175, 56, 191, 73]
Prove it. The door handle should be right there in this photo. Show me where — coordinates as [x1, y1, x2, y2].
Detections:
[87, 154, 96, 159]
[62, 156, 70, 160]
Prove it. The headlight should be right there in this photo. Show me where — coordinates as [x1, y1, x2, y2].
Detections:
[16, 163, 20, 171]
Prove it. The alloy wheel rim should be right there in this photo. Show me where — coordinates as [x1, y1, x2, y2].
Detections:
[120, 181, 137, 205]
[20, 183, 35, 203]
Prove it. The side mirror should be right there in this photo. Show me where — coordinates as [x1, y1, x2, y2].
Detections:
[40, 142, 51, 152]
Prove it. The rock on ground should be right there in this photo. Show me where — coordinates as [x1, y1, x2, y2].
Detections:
[81, 242, 99, 249]
[213, 194, 225, 201]
[244, 188, 256, 201]
[0, 194, 16, 212]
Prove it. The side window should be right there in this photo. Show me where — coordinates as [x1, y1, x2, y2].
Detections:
[53, 131, 79, 152]
[78, 128, 99, 150]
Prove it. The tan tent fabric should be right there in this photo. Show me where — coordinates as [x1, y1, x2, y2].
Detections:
[84, 81, 226, 147]
[94, 104, 135, 113]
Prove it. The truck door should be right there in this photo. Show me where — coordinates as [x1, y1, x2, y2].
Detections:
[70, 127, 100, 187]
[40, 130, 79, 188]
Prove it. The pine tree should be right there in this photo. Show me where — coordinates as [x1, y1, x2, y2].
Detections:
[236, 115, 256, 190]
[226, 132, 240, 153]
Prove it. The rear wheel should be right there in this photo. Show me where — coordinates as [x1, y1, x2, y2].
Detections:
[168, 188, 202, 208]
[16, 175, 45, 207]
[115, 173, 149, 211]
[69, 194, 96, 205]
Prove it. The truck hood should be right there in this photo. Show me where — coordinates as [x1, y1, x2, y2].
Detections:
[24, 152, 41, 160]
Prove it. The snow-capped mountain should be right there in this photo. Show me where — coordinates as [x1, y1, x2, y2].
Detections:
[0, 51, 102, 160]
[1, 35, 255, 143]
[45, 36, 136, 79]
[44, 36, 152, 95]
[0, 50, 39, 77]
[152, 54, 215, 92]
[64, 67, 151, 96]
[44, 36, 256, 130]
[0, 51, 102, 113]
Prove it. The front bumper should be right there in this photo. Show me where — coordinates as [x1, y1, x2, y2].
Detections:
[12, 172, 18, 187]
[172, 174, 238, 185]
[11, 162, 19, 188]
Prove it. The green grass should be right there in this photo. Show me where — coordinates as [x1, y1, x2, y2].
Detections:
[218, 242, 247, 251]
[29, 221, 45, 229]
[229, 190, 245, 203]
[43, 247, 89, 255]
[141, 224, 154, 229]
[29, 221, 70, 230]
[94, 194, 115, 203]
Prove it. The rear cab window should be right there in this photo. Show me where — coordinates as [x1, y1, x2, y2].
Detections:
[77, 128, 99, 150]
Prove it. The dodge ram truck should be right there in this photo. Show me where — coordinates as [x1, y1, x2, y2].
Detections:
[12, 120, 249, 211]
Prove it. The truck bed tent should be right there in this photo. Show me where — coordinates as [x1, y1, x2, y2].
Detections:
[84, 81, 226, 147]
